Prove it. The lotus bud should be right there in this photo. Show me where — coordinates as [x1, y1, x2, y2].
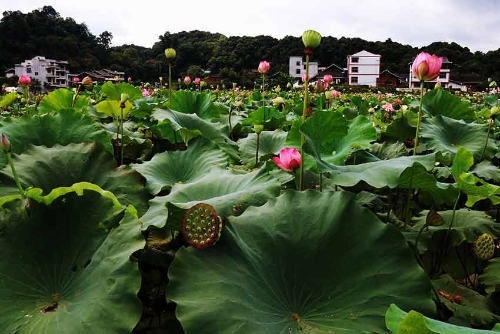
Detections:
[232, 82, 237, 89]
[253, 124, 264, 134]
[272, 97, 285, 108]
[286, 82, 292, 89]
[302, 30, 321, 48]
[73, 77, 80, 84]
[258, 61, 270, 74]
[18, 75, 31, 86]
[368, 107, 375, 114]
[120, 93, 130, 104]
[325, 91, 332, 100]
[434, 81, 442, 89]
[412, 52, 443, 82]
[128, 77, 132, 82]
[81, 76, 93, 90]
[165, 48, 176, 60]
[425, 210, 445, 227]
[1, 133, 11, 153]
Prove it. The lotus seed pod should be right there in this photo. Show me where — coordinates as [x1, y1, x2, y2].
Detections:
[81, 76, 93, 90]
[120, 93, 129, 104]
[181, 203, 222, 249]
[253, 124, 264, 134]
[165, 48, 176, 59]
[491, 106, 500, 116]
[473, 233, 495, 261]
[302, 30, 321, 48]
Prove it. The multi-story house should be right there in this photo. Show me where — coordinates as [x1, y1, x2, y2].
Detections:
[14, 56, 69, 91]
[347, 50, 381, 86]
[408, 56, 452, 88]
[289, 56, 319, 79]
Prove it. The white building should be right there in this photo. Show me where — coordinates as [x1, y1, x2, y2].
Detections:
[289, 56, 319, 79]
[408, 56, 452, 89]
[347, 50, 381, 86]
[14, 56, 69, 91]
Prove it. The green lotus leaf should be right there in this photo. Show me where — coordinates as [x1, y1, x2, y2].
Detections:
[386, 303, 498, 333]
[131, 138, 228, 195]
[0, 109, 112, 169]
[323, 153, 436, 188]
[100, 82, 142, 101]
[171, 90, 225, 119]
[398, 163, 459, 206]
[422, 88, 476, 121]
[237, 130, 287, 166]
[383, 116, 416, 142]
[140, 167, 292, 230]
[471, 160, 500, 183]
[300, 110, 347, 150]
[151, 108, 239, 161]
[403, 210, 500, 254]
[96, 99, 133, 120]
[432, 275, 500, 327]
[0, 193, 144, 334]
[321, 115, 377, 165]
[420, 116, 495, 160]
[168, 191, 435, 333]
[38, 88, 89, 113]
[0, 143, 149, 215]
[241, 106, 285, 129]
[0, 91, 19, 108]
[479, 258, 500, 294]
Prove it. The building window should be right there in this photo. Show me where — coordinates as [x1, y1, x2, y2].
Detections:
[296, 61, 300, 66]
[27, 68, 32, 73]
[35, 72, 39, 76]
[351, 77, 358, 84]
[351, 57, 359, 63]
[439, 72, 447, 79]
[303, 64, 306, 69]
[296, 69, 301, 74]
[352, 67, 359, 73]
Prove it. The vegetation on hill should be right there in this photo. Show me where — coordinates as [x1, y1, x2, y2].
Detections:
[1, 6, 500, 85]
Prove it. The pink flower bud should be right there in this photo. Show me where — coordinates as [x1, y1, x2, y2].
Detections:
[272, 148, 302, 172]
[1, 133, 11, 153]
[412, 52, 443, 82]
[323, 74, 333, 83]
[194, 77, 201, 85]
[73, 77, 80, 84]
[18, 75, 31, 86]
[258, 61, 270, 74]
[128, 77, 132, 82]
[184, 76, 191, 85]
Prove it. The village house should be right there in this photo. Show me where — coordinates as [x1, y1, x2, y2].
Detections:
[13, 56, 69, 91]
[347, 50, 381, 87]
[289, 56, 319, 79]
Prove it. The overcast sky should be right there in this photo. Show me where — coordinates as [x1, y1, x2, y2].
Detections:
[1, 0, 499, 53]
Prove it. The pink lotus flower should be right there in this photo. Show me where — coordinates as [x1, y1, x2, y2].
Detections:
[18, 75, 31, 86]
[194, 77, 201, 85]
[73, 77, 80, 84]
[382, 102, 395, 112]
[331, 90, 341, 98]
[412, 52, 443, 82]
[323, 74, 333, 83]
[184, 76, 191, 85]
[128, 77, 132, 82]
[142, 89, 151, 97]
[272, 148, 302, 172]
[315, 79, 327, 92]
[258, 61, 270, 74]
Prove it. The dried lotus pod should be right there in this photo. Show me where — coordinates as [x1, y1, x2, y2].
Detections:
[181, 203, 222, 249]
[473, 233, 495, 261]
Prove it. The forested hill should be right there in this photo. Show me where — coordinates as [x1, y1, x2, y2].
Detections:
[1, 6, 500, 84]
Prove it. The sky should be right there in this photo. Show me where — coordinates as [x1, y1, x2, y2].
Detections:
[1, 0, 500, 53]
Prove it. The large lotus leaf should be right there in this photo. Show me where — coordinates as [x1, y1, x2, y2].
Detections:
[171, 90, 225, 119]
[433, 275, 500, 327]
[168, 191, 435, 333]
[322, 153, 436, 188]
[140, 167, 292, 230]
[420, 116, 495, 160]
[38, 88, 89, 113]
[300, 110, 347, 152]
[403, 210, 500, 254]
[321, 115, 377, 165]
[0, 92, 18, 108]
[422, 88, 476, 121]
[237, 130, 287, 166]
[386, 304, 499, 333]
[152, 108, 239, 161]
[96, 99, 133, 120]
[0, 143, 149, 215]
[100, 81, 142, 101]
[479, 258, 500, 294]
[383, 116, 416, 142]
[0, 109, 112, 169]
[398, 163, 459, 205]
[131, 138, 228, 195]
[0, 193, 144, 334]
[471, 160, 500, 183]
[240, 106, 285, 129]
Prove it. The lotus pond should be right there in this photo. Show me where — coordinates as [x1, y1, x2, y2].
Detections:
[1, 80, 500, 333]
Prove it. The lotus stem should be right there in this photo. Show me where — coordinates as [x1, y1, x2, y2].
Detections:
[413, 80, 425, 155]
[7, 152, 25, 199]
[439, 193, 461, 271]
[255, 132, 260, 167]
[169, 62, 173, 109]
[480, 119, 493, 161]
[120, 106, 124, 166]
[299, 54, 310, 191]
